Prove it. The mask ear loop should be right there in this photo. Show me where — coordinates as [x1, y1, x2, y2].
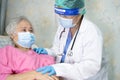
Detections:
[9, 31, 18, 45]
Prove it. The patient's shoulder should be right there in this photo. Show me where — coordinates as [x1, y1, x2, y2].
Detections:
[0, 45, 13, 50]
[0, 45, 15, 62]
[5, 45, 15, 49]
[0, 45, 16, 55]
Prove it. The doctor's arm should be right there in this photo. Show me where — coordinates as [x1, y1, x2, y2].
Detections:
[36, 36, 103, 80]
[34, 26, 61, 57]
[52, 31, 103, 79]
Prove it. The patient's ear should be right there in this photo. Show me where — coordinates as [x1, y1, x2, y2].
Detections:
[10, 34, 16, 41]
[10, 34, 14, 39]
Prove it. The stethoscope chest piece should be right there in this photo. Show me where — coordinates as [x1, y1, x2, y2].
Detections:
[67, 50, 73, 56]
[57, 53, 64, 56]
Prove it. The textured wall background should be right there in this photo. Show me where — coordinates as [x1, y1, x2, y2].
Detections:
[85, 0, 120, 80]
[5, 0, 120, 80]
[6, 0, 57, 48]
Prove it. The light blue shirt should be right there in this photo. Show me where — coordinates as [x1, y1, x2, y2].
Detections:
[60, 31, 72, 63]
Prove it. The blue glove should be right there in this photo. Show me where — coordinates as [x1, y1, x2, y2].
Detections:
[36, 66, 56, 76]
[33, 48, 48, 54]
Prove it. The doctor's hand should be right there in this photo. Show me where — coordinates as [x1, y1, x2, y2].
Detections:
[33, 48, 48, 54]
[36, 66, 56, 76]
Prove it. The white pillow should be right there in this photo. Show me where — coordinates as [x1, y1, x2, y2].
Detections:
[0, 36, 13, 48]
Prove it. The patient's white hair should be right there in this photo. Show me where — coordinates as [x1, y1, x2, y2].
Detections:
[6, 16, 33, 36]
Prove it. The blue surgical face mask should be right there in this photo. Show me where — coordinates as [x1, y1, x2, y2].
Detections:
[59, 16, 75, 28]
[17, 32, 35, 48]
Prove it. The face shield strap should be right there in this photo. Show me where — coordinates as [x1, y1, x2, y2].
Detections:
[54, 6, 86, 15]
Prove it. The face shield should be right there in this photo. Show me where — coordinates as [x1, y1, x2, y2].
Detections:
[55, 7, 86, 16]
[54, 6, 85, 28]
[54, 0, 86, 28]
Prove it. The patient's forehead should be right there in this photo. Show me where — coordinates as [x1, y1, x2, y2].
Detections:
[14, 20, 33, 32]
[17, 20, 32, 29]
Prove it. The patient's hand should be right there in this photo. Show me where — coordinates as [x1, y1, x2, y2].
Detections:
[35, 72, 59, 80]
[6, 70, 37, 80]
[6, 70, 59, 80]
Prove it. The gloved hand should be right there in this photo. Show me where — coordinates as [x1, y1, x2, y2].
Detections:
[33, 48, 48, 54]
[36, 66, 56, 76]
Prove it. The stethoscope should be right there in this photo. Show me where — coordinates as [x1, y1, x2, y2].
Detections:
[58, 15, 84, 57]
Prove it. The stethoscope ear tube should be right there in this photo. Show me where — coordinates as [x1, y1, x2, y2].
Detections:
[67, 15, 84, 57]
[59, 28, 65, 40]
[70, 15, 84, 50]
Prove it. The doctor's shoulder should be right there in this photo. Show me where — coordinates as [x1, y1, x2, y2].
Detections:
[83, 18, 102, 37]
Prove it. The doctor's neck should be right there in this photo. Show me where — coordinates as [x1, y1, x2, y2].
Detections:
[70, 15, 83, 37]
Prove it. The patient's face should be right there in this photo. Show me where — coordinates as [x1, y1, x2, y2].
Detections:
[12, 20, 34, 47]
[15, 20, 33, 33]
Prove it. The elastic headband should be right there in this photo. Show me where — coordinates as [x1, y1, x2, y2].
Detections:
[55, 7, 80, 15]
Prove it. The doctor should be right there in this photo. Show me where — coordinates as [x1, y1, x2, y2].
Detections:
[34, 0, 103, 80]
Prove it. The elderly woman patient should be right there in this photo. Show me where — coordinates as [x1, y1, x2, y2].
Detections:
[0, 16, 58, 80]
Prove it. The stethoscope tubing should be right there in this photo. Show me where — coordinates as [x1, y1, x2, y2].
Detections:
[59, 15, 84, 57]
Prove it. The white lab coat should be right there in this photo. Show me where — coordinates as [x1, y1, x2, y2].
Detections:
[45, 18, 103, 80]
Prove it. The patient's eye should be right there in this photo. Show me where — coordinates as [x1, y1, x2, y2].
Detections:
[29, 29, 33, 33]
[23, 29, 27, 32]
